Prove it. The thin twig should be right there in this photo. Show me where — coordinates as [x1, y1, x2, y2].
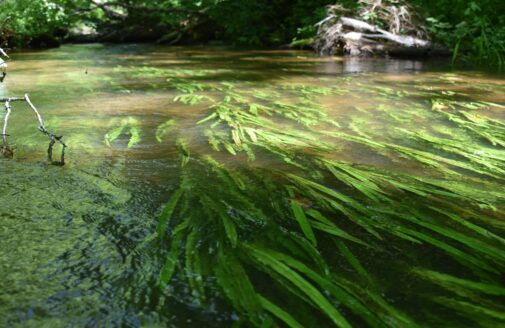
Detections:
[1, 100, 13, 157]
[24, 94, 47, 132]
[0, 97, 26, 102]
[2, 100, 11, 145]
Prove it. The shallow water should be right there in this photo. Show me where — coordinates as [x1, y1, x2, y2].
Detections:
[1, 44, 504, 327]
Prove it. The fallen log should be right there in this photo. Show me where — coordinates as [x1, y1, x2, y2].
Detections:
[340, 17, 429, 47]
[315, 16, 433, 57]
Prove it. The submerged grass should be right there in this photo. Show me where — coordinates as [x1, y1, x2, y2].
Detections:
[115, 67, 505, 327]
[104, 117, 142, 148]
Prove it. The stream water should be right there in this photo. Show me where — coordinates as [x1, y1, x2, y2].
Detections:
[1, 44, 504, 327]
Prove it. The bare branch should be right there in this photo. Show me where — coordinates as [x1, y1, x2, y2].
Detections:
[0, 47, 9, 58]
[0, 47, 8, 83]
[24, 94, 47, 132]
[0, 95, 67, 163]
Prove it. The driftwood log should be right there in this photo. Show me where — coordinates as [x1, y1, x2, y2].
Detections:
[315, 15, 435, 57]
[0, 47, 67, 164]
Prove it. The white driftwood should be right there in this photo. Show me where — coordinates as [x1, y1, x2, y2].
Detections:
[340, 17, 379, 32]
[340, 17, 429, 47]
[315, 15, 337, 27]
[315, 14, 432, 56]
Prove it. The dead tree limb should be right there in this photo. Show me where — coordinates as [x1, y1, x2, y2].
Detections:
[0, 45, 67, 164]
[0, 47, 8, 58]
[0, 95, 67, 164]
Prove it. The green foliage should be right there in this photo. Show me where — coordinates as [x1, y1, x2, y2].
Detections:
[2, 0, 505, 63]
[0, 0, 80, 46]
[421, 0, 505, 65]
[1, 0, 338, 46]
[207, 0, 334, 45]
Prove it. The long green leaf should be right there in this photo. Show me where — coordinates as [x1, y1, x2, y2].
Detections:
[287, 187, 317, 246]
[244, 244, 352, 328]
[258, 295, 304, 328]
[157, 188, 184, 237]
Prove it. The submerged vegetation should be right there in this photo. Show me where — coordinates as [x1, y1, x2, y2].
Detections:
[97, 63, 505, 326]
[1, 39, 504, 325]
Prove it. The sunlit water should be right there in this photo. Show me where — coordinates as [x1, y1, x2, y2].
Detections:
[0, 44, 504, 327]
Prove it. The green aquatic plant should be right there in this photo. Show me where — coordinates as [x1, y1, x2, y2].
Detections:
[157, 135, 505, 326]
[398, 129, 505, 178]
[5, 43, 505, 327]
[437, 110, 505, 147]
[143, 70, 505, 326]
[281, 84, 333, 99]
[156, 151, 421, 327]
[114, 66, 233, 79]
[413, 268, 505, 323]
[173, 94, 213, 105]
[155, 119, 176, 143]
[104, 116, 141, 148]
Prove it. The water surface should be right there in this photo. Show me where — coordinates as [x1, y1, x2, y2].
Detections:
[1, 44, 504, 327]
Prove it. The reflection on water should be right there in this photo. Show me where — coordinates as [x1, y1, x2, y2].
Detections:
[1, 44, 504, 327]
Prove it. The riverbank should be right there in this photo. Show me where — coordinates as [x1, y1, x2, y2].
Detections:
[1, 1, 503, 65]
